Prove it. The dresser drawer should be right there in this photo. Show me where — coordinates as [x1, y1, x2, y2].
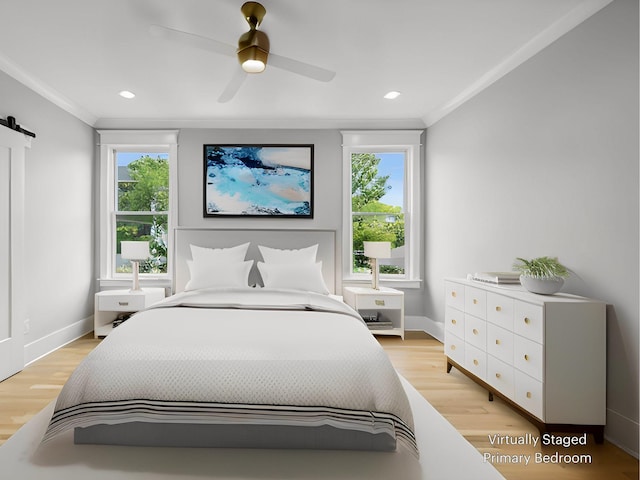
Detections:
[515, 371, 544, 420]
[465, 286, 486, 319]
[465, 343, 487, 381]
[514, 335, 544, 381]
[445, 306, 465, 338]
[445, 331, 465, 366]
[487, 355, 515, 400]
[445, 281, 465, 310]
[487, 323, 514, 364]
[514, 301, 544, 343]
[464, 314, 486, 351]
[487, 293, 514, 330]
[98, 293, 148, 311]
[355, 294, 403, 310]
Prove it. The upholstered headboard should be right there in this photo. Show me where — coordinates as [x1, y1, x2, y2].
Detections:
[173, 228, 337, 294]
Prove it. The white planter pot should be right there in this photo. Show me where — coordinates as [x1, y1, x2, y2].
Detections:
[519, 275, 564, 295]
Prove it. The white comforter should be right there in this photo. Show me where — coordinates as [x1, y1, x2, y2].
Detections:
[45, 288, 416, 452]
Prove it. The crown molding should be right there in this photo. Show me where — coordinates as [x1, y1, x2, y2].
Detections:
[423, 0, 614, 127]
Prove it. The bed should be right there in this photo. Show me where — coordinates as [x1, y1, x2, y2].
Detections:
[44, 229, 417, 456]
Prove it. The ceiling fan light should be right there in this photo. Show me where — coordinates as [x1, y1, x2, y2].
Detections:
[242, 59, 266, 73]
[238, 44, 268, 73]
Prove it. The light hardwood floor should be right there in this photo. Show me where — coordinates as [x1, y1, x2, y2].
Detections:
[0, 332, 637, 480]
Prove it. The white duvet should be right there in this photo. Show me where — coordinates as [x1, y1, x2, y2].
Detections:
[45, 288, 416, 453]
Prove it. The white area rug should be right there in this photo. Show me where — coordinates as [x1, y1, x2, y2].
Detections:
[0, 377, 504, 480]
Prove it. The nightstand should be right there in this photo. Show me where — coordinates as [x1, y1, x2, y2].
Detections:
[94, 288, 165, 338]
[342, 286, 405, 339]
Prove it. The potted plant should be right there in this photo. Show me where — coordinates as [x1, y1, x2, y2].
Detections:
[513, 256, 569, 295]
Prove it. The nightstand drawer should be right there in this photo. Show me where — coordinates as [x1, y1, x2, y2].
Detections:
[355, 294, 403, 310]
[98, 292, 148, 311]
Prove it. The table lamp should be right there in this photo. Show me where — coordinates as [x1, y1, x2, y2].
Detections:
[363, 241, 391, 290]
[121, 241, 150, 292]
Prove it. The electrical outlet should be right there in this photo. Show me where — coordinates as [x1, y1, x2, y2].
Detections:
[23, 318, 30, 334]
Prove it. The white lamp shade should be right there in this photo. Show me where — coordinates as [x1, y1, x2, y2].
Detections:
[121, 241, 150, 260]
[363, 241, 391, 259]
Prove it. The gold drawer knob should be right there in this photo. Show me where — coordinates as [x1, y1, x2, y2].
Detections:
[374, 299, 385, 306]
[495, 339, 501, 345]
[451, 319, 457, 325]
[472, 328, 479, 335]
[495, 373, 501, 379]
[495, 306, 502, 312]
[473, 298, 478, 304]
[473, 359, 479, 366]
[524, 354, 529, 361]
[524, 317, 531, 324]
[451, 291, 457, 298]
[450, 345, 456, 351]
[526, 392, 532, 399]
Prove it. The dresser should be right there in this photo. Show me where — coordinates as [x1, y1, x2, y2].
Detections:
[444, 278, 606, 442]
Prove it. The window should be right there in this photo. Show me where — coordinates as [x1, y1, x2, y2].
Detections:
[98, 131, 178, 286]
[115, 151, 169, 274]
[342, 131, 422, 287]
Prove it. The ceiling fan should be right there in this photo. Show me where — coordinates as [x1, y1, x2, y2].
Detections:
[150, 1, 336, 103]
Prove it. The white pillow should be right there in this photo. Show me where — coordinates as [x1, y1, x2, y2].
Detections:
[257, 261, 330, 295]
[258, 244, 318, 264]
[184, 260, 253, 291]
[190, 242, 250, 263]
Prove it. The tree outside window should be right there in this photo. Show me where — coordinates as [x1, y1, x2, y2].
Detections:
[116, 153, 169, 274]
[351, 152, 405, 275]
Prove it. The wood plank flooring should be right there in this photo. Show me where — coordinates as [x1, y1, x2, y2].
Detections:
[0, 331, 637, 480]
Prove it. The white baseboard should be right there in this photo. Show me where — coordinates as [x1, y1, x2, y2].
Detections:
[405, 315, 444, 343]
[605, 407, 639, 458]
[24, 315, 94, 366]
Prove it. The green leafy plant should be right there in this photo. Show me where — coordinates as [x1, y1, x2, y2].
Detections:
[513, 256, 569, 279]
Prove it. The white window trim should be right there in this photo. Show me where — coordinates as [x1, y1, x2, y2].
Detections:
[341, 130, 423, 289]
[97, 130, 178, 288]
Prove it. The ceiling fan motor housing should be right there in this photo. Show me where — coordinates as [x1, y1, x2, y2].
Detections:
[237, 29, 269, 71]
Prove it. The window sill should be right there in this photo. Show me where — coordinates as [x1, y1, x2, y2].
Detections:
[342, 277, 423, 290]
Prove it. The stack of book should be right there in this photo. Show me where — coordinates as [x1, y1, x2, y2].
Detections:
[366, 320, 394, 330]
[472, 272, 521, 285]
[361, 313, 394, 330]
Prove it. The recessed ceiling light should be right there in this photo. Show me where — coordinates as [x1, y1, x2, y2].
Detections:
[119, 90, 136, 99]
[384, 91, 402, 100]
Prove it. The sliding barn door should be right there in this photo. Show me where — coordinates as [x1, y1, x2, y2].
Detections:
[0, 127, 30, 382]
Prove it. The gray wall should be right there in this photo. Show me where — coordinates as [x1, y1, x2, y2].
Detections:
[424, 0, 638, 455]
[0, 70, 95, 360]
[176, 128, 426, 318]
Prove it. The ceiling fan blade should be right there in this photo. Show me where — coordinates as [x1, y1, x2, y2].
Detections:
[268, 53, 336, 82]
[149, 25, 236, 58]
[218, 67, 248, 103]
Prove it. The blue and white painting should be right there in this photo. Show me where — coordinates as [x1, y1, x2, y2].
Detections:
[204, 145, 313, 217]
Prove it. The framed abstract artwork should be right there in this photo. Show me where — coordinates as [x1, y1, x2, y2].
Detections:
[203, 144, 313, 217]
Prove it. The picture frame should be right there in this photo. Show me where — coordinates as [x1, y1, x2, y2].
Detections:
[203, 144, 313, 218]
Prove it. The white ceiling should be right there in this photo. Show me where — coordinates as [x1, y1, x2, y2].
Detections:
[0, 0, 612, 129]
